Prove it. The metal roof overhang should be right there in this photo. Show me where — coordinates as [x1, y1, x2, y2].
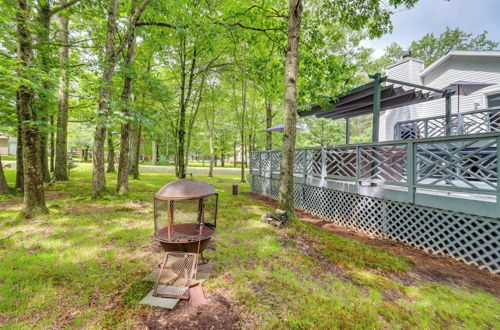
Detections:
[297, 83, 443, 120]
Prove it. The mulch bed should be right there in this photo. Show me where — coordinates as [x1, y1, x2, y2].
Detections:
[142, 293, 241, 329]
[247, 193, 500, 297]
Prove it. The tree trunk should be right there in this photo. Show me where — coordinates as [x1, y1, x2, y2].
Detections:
[233, 141, 237, 167]
[106, 131, 115, 173]
[16, 0, 48, 217]
[133, 125, 141, 179]
[221, 153, 225, 167]
[266, 98, 273, 150]
[176, 41, 197, 179]
[278, 0, 302, 215]
[15, 90, 24, 190]
[92, 0, 119, 197]
[152, 141, 157, 165]
[156, 142, 159, 164]
[129, 125, 138, 175]
[239, 81, 247, 183]
[36, 2, 52, 183]
[117, 4, 138, 194]
[50, 116, 55, 172]
[208, 134, 214, 177]
[0, 155, 9, 194]
[185, 75, 205, 169]
[54, 10, 70, 181]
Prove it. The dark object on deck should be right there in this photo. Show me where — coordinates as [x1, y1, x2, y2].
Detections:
[232, 184, 238, 195]
[261, 209, 289, 228]
[153, 179, 218, 255]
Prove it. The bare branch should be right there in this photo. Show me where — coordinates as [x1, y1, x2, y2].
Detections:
[136, 22, 177, 29]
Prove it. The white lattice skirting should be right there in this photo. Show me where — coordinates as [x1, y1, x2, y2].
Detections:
[251, 175, 499, 274]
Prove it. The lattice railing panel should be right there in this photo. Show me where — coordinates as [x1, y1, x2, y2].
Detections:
[271, 151, 281, 173]
[359, 145, 408, 184]
[252, 175, 499, 274]
[415, 137, 498, 192]
[395, 108, 500, 139]
[325, 147, 356, 179]
[293, 150, 305, 174]
[426, 117, 447, 137]
[462, 112, 491, 134]
[250, 152, 260, 171]
[306, 149, 322, 176]
[261, 152, 271, 176]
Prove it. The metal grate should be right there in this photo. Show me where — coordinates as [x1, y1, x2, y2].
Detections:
[251, 175, 500, 274]
[153, 252, 198, 299]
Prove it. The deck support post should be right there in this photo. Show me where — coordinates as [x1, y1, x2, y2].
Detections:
[407, 141, 415, 203]
[371, 73, 382, 142]
[445, 89, 453, 136]
[346, 118, 350, 144]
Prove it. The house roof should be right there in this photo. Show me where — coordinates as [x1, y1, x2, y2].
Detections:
[420, 51, 500, 78]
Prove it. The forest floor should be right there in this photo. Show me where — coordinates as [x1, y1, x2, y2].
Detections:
[0, 165, 498, 329]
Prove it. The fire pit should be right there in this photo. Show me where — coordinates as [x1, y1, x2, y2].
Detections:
[154, 179, 217, 257]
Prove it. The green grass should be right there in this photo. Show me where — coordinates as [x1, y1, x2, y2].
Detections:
[0, 167, 498, 328]
[0, 155, 16, 161]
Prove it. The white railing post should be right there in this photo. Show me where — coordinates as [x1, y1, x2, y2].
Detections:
[321, 146, 326, 180]
[407, 141, 415, 203]
[303, 149, 307, 181]
[497, 136, 500, 215]
[356, 146, 361, 184]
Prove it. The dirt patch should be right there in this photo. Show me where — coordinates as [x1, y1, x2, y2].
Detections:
[142, 293, 241, 329]
[247, 193, 500, 297]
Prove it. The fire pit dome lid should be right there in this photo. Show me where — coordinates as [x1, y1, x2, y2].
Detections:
[155, 179, 216, 200]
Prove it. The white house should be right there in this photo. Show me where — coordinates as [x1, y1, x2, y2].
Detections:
[0, 134, 17, 156]
[380, 50, 500, 141]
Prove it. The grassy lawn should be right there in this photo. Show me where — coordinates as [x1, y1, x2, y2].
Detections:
[0, 165, 498, 328]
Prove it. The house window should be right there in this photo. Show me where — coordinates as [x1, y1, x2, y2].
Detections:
[486, 93, 500, 108]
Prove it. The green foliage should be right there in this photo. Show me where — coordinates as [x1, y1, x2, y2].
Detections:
[410, 27, 500, 66]
[373, 27, 500, 70]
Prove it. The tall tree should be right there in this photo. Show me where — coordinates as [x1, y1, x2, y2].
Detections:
[54, 4, 70, 181]
[91, 0, 149, 198]
[277, 0, 302, 213]
[116, 1, 138, 194]
[278, 0, 419, 215]
[33, 0, 81, 183]
[16, 0, 48, 217]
